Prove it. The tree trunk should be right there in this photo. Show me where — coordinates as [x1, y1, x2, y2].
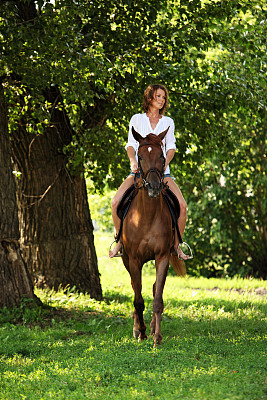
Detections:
[0, 89, 38, 308]
[11, 88, 102, 299]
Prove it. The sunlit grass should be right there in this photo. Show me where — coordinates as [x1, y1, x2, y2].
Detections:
[0, 230, 266, 399]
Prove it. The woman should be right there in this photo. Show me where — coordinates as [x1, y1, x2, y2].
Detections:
[109, 84, 189, 260]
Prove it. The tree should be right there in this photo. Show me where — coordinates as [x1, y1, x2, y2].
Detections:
[1, 1, 102, 297]
[1, 0, 265, 283]
[0, 86, 39, 307]
[1, 0, 218, 293]
[11, 86, 102, 296]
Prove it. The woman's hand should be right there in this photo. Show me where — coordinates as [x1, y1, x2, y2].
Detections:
[127, 146, 139, 173]
[130, 159, 139, 173]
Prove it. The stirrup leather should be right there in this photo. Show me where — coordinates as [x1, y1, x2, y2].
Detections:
[177, 242, 193, 260]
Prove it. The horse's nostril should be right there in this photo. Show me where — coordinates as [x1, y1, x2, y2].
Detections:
[147, 184, 162, 198]
[148, 190, 158, 198]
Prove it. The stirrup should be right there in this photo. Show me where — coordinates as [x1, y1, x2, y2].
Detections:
[177, 242, 193, 260]
[109, 239, 124, 258]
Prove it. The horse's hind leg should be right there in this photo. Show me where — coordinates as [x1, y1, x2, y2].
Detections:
[130, 262, 147, 341]
[150, 282, 156, 336]
[132, 309, 140, 339]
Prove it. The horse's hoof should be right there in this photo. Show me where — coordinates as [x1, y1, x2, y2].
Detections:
[153, 335, 162, 347]
[138, 333, 148, 342]
[133, 329, 140, 340]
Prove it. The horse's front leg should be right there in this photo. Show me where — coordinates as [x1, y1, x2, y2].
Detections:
[129, 259, 147, 341]
[151, 256, 169, 346]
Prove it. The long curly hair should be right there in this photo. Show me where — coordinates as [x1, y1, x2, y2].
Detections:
[142, 84, 169, 115]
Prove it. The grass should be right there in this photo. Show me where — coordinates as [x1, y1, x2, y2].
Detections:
[0, 230, 266, 400]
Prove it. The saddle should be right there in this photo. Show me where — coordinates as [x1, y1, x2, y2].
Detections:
[117, 184, 138, 221]
[115, 184, 182, 244]
[162, 187, 182, 244]
[115, 184, 139, 243]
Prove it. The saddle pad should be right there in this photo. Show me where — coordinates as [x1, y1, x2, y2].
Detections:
[117, 184, 138, 220]
[164, 188, 180, 220]
[117, 185, 180, 221]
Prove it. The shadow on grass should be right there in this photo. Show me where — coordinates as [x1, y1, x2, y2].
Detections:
[103, 287, 267, 315]
[1, 310, 265, 360]
[104, 290, 133, 305]
[1, 277, 266, 400]
[1, 290, 266, 359]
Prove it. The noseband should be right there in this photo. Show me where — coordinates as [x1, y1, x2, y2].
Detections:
[137, 142, 166, 190]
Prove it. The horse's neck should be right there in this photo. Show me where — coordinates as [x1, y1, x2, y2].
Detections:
[137, 191, 163, 215]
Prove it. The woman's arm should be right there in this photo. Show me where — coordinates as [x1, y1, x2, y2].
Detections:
[127, 146, 139, 173]
[164, 149, 175, 172]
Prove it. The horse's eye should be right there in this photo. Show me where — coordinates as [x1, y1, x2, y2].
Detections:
[139, 156, 143, 161]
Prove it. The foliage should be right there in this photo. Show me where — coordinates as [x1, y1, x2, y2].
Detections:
[177, 3, 267, 277]
[0, 233, 266, 399]
[0, 0, 243, 187]
[0, 0, 266, 278]
[0, 297, 43, 325]
[87, 184, 115, 232]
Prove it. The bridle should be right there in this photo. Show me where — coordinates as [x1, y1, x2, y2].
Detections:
[136, 142, 166, 190]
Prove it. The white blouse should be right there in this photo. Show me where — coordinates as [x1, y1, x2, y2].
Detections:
[125, 113, 176, 175]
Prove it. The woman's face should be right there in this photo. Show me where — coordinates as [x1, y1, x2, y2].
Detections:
[150, 88, 166, 111]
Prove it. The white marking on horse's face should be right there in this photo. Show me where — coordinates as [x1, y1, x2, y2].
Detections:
[148, 147, 152, 153]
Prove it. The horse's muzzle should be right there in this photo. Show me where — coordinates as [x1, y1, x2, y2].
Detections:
[147, 182, 163, 198]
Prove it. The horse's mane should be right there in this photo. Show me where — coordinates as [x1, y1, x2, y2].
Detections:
[144, 133, 163, 148]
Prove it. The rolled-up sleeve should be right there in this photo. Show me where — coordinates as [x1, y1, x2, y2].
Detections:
[125, 115, 138, 152]
[165, 118, 176, 152]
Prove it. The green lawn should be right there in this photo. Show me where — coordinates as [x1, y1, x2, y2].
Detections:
[0, 231, 266, 399]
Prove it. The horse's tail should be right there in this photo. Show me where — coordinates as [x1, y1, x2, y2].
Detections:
[169, 254, 186, 277]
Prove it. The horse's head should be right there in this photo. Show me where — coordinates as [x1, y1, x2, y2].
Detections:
[132, 126, 169, 198]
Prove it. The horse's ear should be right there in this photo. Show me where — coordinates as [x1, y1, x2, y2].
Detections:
[132, 126, 143, 143]
[158, 127, 170, 141]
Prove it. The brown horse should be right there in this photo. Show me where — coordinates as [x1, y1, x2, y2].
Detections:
[121, 127, 186, 346]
